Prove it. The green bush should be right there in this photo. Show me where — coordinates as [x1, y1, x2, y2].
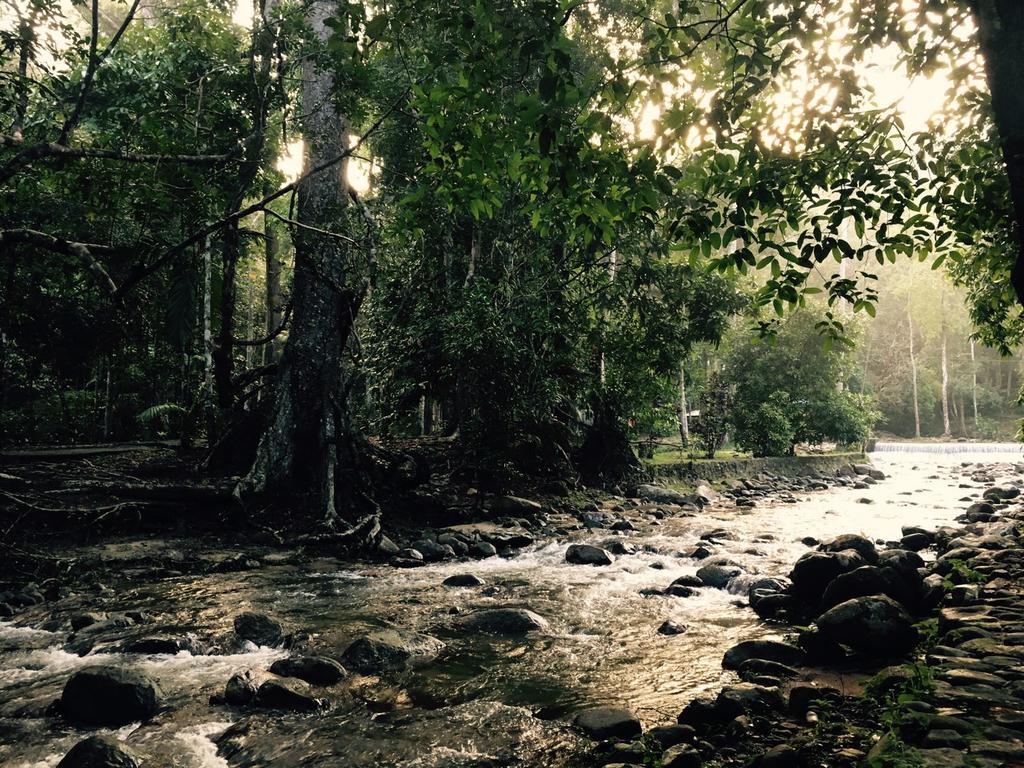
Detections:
[736, 392, 794, 457]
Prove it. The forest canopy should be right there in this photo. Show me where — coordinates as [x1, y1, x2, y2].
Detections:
[2, 0, 1023, 525]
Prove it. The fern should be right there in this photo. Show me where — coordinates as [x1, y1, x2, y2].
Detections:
[137, 403, 186, 424]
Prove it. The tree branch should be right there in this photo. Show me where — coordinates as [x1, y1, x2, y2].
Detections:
[1, 134, 239, 165]
[0, 228, 118, 294]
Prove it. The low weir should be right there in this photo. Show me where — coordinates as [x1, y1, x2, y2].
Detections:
[870, 440, 1024, 454]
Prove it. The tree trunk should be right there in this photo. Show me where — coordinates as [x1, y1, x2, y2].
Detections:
[941, 323, 951, 437]
[264, 211, 284, 364]
[243, 0, 368, 529]
[677, 363, 689, 446]
[202, 236, 215, 438]
[908, 309, 921, 438]
[971, 2, 1024, 308]
[970, 338, 979, 429]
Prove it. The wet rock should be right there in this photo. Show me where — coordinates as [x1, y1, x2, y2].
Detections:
[69, 612, 106, 631]
[820, 534, 878, 563]
[456, 608, 549, 634]
[751, 593, 794, 620]
[341, 628, 445, 673]
[635, 484, 694, 506]
[376, 535, 401, 556]
[820, 566, 910, 611]
[789, 550, 866, 602]
[604, 539, 637, 555]
[123, 635, 194, 655]
[469, 541, 498, 558]
[670, 575, 704, 589]
[61, 667, 160, 726]
[900, 532, 933, 551]
[662, 743, 702, 768]
[696, 564, 742, 589]
[565, 544, 613, 566]
[253, 678, 321, 711]
[715, 684, 785, 718]
[852, 463, 885, 480]
[648, 723, 695, 749]
[658, 620, 687, 636]
[737, 658, 798, 682]
[757, 744, 798, 768]
[573, 706, 642, 740]
[723, 640, 805, 670]
[442, 574, 485, 587]
[487, 495, 543, 516]
[56, 735, 141, 768]
[233, 612, 283, 647]
[983, 486, 1019, 502]
[269, 656, 347, 686]
[815, 595, 918, 657]
[411, 539, 456, 562]
[224, 670, 259, 705]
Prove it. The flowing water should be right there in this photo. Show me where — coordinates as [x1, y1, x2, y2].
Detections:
[2, 448, 1022, 767]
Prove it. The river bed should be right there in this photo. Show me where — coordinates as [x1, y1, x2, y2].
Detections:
[2, 448, 1022, 767]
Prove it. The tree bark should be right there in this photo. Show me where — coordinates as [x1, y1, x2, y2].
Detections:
[677, 363, 689, 446]
[941, 321, 951, 437]
[970, 338, 979, 429]
[908, 308, 921, 439]
[264, 211, 284, 364]
[971, 1, 1024, 307]
[242, 0, 368, 529]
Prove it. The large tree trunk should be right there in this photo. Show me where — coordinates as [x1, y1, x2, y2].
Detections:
[941, 322, 951, 437]
[908, 309, 921, 439]
[971, 1, 1024, 307]
[264, 211, 284, 364]
[677, 363, 689, 446]
[242, 0, 368, 529]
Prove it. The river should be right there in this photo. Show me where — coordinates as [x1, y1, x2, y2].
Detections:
[2, 446, 1022, 767]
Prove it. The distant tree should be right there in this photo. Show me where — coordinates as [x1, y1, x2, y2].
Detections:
[694, 371, 730, 460]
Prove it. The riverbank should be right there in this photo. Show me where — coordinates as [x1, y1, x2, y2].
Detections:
[650, 452, 867, 487]
[0, 450, 1020, 767]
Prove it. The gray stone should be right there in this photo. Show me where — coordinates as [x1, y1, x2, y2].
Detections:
[253, 678, 321, 711]
[456, 608, 549, 634]
[269, 655, 347, 685]
[658, 620, 687, 636]
[816, 595, 918, 657]
[723, 640, 805, 670]
[341, 629, 445, 673]
[233, 612, 283, 647]
[224, 670, 258, 705]
[662, 744, 701, 768]
[565, 544, 613, 566]
[61, 667, 159, 727]
[696, 563, 742, 589]
[56, 736, 141, 768]
[573, 706, 642, 740]
[443, 574, 485, 587]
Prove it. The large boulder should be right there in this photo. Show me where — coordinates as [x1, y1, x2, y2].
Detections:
[714, 684, 785, 718]
[456, 608, 549, 634]
[341, 628, 445, 674]
[565, 544, 613, 566]
[696, 563, 743, 589]
[820, 534, 878, 563]
[56, 736, 141, 768]
[233, 612, 283, 647]
[723, 640, 805, 670]
[269, 656, 347, 686]
[61, 667, 159, 726]
[820, 566, 917, 612]
[253, 678, 321, 711]
[815, 595, 918, 657]
[224, 670, 259, 705]
[572, 706, 642, 740]
[789, 550, 866, 602]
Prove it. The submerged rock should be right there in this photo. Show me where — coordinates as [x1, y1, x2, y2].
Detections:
[233, 612, 283, 647]
[56, 735, 141, 768]
[573, 706, 642, 740]
[61, 667, 160, 727]
[270, 656, 347, 686]
[696, 563, 742, 589]
[442, 574, 485, 587]
[253, 678, 322, 711]
[341, 629, 445, 674]
[565, 544, 613, 566]
[224, 670, 259, 705]
[658, 620, 687, 636]
[456, 608, 549, 634]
